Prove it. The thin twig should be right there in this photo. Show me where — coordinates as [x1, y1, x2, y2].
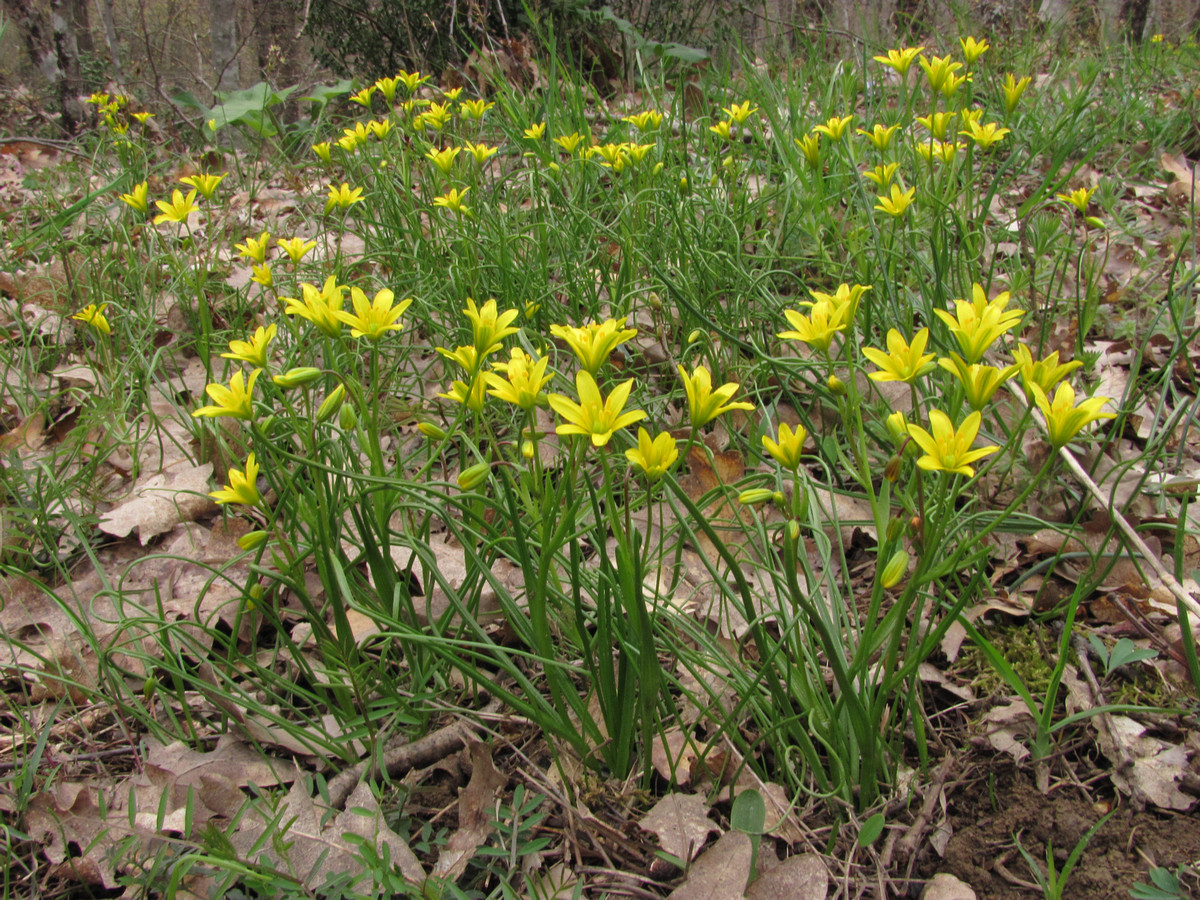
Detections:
[1057, 445, 1200, 620]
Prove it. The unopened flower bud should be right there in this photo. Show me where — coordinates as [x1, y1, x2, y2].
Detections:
[458, 461, 491, 491]
[418, 422, 448, 441]
[647, 292, 662, 310]
[880, 550, 909, 588]
[521, 440, 535, 460]
[787, 519, 801, 542]
[272, 366, 322, 388]
[886, 411, 908, 445]
[772, 491, 786, 507]
[883, 456, 901, 482]
[238, 530, 268, 551]
[826, 374, 845, 395]
[909, 515, 923, 536]
[687, 329, 704, 344]
[1084, 216, 1105, 229]
[338, 403, 358, 430]
[315, 383, 346, 423]
[885, 517, 906, 542]
[738, 488, 775, 506]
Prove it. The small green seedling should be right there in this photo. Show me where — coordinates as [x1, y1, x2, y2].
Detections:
[1087, 635, 1157, 676]
[1130, 865, 1189, 899]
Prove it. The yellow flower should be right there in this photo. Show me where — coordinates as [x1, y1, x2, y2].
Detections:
[342, 121, 371, 145]
[625, 428, 679, 480]
[432, 187, 471, 216]
[917, 111, 956, 140]
[550, 319, 638, 374]
[335, 287, 412, 340]
[809, 282, 871, 325]
[71, 303, 111, 335]
[875, 183, 916, 217]
[863, 162, 900, 187]
[959, 35, 990, 64]
[940, 71, 968, 97]
[778, 299, 847, 353]
[132, 111, 153, 124]
[350, 86, 376, 108]
[857, 123, 900, 151]
[192, 369, 259, 420]
[918, 54, 963, 94]
[794, 133, 820, 168]
[442, 87, 463, 102]
[336, 135, 359, 153]
[907, 409, 999, 477]
[812, 114, 854, 141]
[426, 145, 460, 175]
[524, 122, 546, 140]
[463, 141, 499, 164]
[277, 237, 316, 264]
[235, 231, 271, 263]
[709, 119, 734, 141]
[397, 69, 429, 95]
[1011, 344, 1082, 400]
[464, 297, 519, 355]
[282, 276, 346, 337]
[1002, 74, 1032, 114]
[916, 140, 962, 164]
[438, 343, 481, 375]
[1055, 186, 1095, 214]
[762, 422, 807, 470]
[119, 181, 149, 213]
[367, 118, 392, 140]
[623, 110, 663, 131]
[938, 352, 1019, 410]
[959, 119, 1010, 149]
[221, 323, 277, 368]
[873, 46, 924, 74]
[312, 141, 332, 163]
[210, 453, 261, 507]
[250, 264, 273, 287]
[862, 328, 936, 383]
[486, 348, 553, 410]
[421, 101, 454, 130]
[374, 75, 400, 103]
[153, 188, 199, 224]
[678, 365, 755, 428]
[722, 101, 759, 124]
[179, 172, 227, 200]
[1031, 382, 1116, 447]
[325, 182, 365, 214]
[554, 132, 587, 154]
[932, 284, 1023, 363]
[459, 98, 494, 119]
[547, 370, 646, 448]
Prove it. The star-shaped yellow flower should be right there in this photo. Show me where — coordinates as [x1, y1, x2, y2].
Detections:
[179, 172, 227, 200]
[153, 188, 199, 224]
[762, 422, 807, 470]
[906, 409, 999, 477]
[1011, 344, 1082, 400]
[221, 324, 276, 369]
[464, 298, 519, 356]
[334, 288, 412, 340]
[678, 365, 755, 428]
[550, 319, 637, 375]
[282, 276, 346, 338]
[486, 348, 552, 410]
[862, 328, 936, 383]
[210, 453, 261, 507]
[1031, 382, 1116, 447]
[324, 182, 364, 214]
[71, 303, 111, 335]
[192, 369, 260, 420]
[938, 353, 1019, 410]
[235, 231, 271, 264]
[119, 181, 149, 213]
[548, 370, 645, 448]
[875, 183, 916, 217]
[932, 284, 1023, 363]
[625, 428, 679, 480]
[778, 299, 847, 353]
[873, 46, 924, 74]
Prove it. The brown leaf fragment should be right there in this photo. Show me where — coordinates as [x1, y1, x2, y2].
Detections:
[651, 727, 701, 787]
[24, 782, 136, 889]
[99, 460, 216, 544]
[431, 741, 507, 882]
[745, 853, 828, 900]
[981, 701, 1035, 762]
[666, 830, 753, 900]
[640, 792, 718, 863]
[231, 772, 424, 889]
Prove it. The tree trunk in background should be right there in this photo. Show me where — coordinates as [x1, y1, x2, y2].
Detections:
[254, 0, 305, 118]
[210, 0, 241, 92]
[96, 0, 123, 80]
[50, 0, 87, 132]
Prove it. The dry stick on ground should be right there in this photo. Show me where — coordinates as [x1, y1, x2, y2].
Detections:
[326, 697, 503, 809]
[1057, 445, 1200, 621]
